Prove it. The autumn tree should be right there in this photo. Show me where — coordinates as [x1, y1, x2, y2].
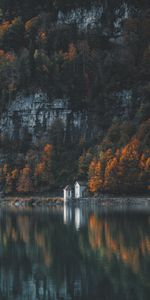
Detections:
[88, 159, 104, 193]
[34, 144, 54, 191]
[104, 156, 119, 193]
[139, 150, 150, 191]
[78, 150, 92, 181]
[118, 138, 140, 193]
[5, 172, 13, 193]
[17, 165, 34, 193]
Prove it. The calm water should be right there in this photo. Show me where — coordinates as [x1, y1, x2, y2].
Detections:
[0, 204, 150, 300]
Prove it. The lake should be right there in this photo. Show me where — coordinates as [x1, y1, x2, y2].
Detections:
[0, 204, 150, 300]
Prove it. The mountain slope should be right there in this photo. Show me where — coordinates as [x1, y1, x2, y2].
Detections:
[0, 0, 149, 194]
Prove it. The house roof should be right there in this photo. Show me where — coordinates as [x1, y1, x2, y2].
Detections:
[64, 185, 72, 190]
[75, 181, 87, 187]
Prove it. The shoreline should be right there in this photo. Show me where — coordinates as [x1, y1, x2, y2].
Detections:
[0, 195, 150, 207]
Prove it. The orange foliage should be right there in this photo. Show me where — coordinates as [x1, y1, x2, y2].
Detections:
[88, 216, 140, 272]
[88, 134, 150, 193]
[11, 168, 18, 179]
[11, 17, 20, 26]
[88, 160, 103, 193]
[141, 238, 150, 255]
[103, 148, 113, 161]
[22, 166, 31, 176]
[35, 162, 45, 176]
[0, 49, 16, 63]
[121, 138, 140, 161]
[39, 31, 46, 41]
[41, 144, 53, 163]
[0, 17, 21, 39]
[34, 143, 54, 187]
[5, 52, 16, 62]
[0, 49, 4, 57]
[88, 215, 103, 249]
[0, 21, 11, 38]
[104, 157, 119, 191]
[139, 153, 147, 169]
[6, 173, 13, 193]
[63, 43, 77, 61]
[17, 166, 33, 193]
[146, 157, 150, 170]
[105, 157, 118, 179]
[25, 17, 39, 32]
[43, 144, 53, 155]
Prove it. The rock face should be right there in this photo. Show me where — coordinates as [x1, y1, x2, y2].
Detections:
[0, 92, 88, 141]
[0, 88, 134, 142]
[0, 3, 137, 142]
[57, 5, 103, 29]
[57, 3, 130, 35]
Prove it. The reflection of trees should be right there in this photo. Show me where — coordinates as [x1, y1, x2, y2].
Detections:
[0, 210, 150, 299]
[88, 214, 150, 272]
[0, 209, 83, 299]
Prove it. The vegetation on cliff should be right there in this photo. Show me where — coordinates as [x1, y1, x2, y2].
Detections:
[0, 0, 149, 194]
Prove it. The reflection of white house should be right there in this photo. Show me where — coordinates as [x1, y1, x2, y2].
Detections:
[64, 205, 72, 224]
[74, 181, 87, 199]
[75, 208, 85, 231]
[63, 185, 72, 203]
[63, 206, 85, 230]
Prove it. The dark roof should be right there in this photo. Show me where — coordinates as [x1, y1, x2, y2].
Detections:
[75, 181, 87, 187]
[64, 185, 72, 190]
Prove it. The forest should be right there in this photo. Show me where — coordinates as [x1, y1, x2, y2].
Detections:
[0, 0, 149, 194]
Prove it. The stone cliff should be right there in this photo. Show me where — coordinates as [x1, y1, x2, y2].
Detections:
[0, 92, 88, 141]
[0, 88, 134, 142]
[0, 1, 144, 142]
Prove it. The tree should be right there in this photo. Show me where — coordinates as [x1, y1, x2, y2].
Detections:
[2, 17, 24, 51]
[5, 172, 13, 193]
[78, 151, 92, 180]
[104, 157, 119, 192]
[17, 165, 34, 193]
[139, 150, 150, 191]
[88, 159, 104, 193]
[117, 138, 140, 193]
[34, 144, 54, 191]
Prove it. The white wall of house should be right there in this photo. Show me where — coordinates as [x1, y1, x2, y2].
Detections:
[75, 183, 81, 198]
[75, 182, 86, 199]
[64, 189, 67, 202]
[64, 188, 72, 203]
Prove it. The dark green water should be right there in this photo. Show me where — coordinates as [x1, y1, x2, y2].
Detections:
[0, 205, 150, 300]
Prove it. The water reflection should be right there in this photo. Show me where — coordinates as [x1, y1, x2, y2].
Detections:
[63, 205, 85, 230]
[63, 204, 72, 225]
[0, 206, 150, 299]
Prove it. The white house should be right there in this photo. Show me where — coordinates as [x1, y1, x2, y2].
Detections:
[63, 185, 72, 203]
[74, 181, 87, 199]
